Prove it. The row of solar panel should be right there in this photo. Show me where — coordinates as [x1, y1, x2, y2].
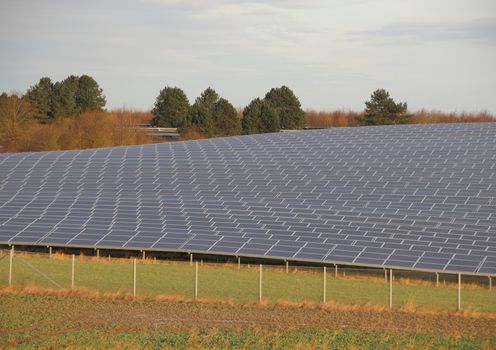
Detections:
[1, 124, 495, 275]
[2, 232, 494, 273]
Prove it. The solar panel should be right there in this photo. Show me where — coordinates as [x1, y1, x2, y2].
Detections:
[1, 123, 495, 275]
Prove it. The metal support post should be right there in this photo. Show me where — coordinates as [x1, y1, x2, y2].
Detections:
[49, 246, 52, 258]
[384, 269, 387, 283]
[71, 255, 75, 289]
[334, 265, 338, 278]
[142, 251, 146, 261]
[71, 254, 76, 289]
[133, 258, 137, 297]
[96, 249, 100, 261]
[436, 272, 439, 287]
[457, 273, 461, 311]
[237, 256, 240, 270]
[286, 260, 289, 273]
[389, 269, 393, 308]
[259, 264, 263, 302]
[190, 253, 193, 266]
[323, 266, 327, 303]
[9, 246, 14, 285]
[195, 261, 199, 300]
[489, 276, 492, 291]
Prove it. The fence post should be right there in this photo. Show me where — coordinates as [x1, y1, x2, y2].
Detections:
[133, 258, 137, 297]
[71, 254, 75, 289]
[8, 246, 14, 285]
[195, 261, 199, 300]
[457, 273, 461, 311]
[389, 269, 393, 308]
[259, 264, 263, 302]
[323, 266, 327, 303]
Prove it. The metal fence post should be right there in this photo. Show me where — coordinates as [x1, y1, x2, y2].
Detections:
[71, 254, 75, 289]
[457, 273, 461, 311]
[195, 261, 198, 300]
[8, 246, 14, 285]
[259, 264, 263, 302]
[389, 269, 393, 308]
[133, 258, 137, 297]
[323, 266, 327, 303]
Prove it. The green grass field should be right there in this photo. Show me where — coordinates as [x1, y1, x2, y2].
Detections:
[4, 327, 495, 350]
[0, 252, 494, 312]
[1, 291, 496, 349]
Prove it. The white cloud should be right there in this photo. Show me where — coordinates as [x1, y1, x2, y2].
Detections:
[353, 17, 496, 45]
[0, 0, 495, 113]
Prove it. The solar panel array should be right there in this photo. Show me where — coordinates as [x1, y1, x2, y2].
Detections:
[0, 123, 495, 274]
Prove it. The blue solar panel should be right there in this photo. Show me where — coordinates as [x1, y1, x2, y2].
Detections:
[1, 123, 496, 274]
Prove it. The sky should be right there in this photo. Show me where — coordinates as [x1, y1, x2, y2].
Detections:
[1, 0, 495, 113]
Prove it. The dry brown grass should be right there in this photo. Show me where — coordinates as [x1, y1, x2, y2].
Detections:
[305, 109, 496, 128]
[2, 285, 494, 320]
[0, 285, 237, 307]
[1, 108, 154, 153]
[410, 109, 495, 124]
[306, 110, 363, 128]
[2, 283, 496, 349]
[180, 125, 206, 141]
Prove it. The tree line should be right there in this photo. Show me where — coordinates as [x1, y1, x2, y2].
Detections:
[0, 75, 148, 152]
[150, 86, 417, 133]
[24, 75, 106, 123]
[150, 85, 306, 136]
[1, 74, 494, 153]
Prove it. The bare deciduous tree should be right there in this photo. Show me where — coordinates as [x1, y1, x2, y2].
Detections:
[0, 94, 34, 151]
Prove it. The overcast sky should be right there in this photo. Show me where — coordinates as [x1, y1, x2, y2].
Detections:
[1, 0, 495, 112]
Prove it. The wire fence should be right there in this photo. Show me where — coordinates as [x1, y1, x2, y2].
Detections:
[0, 248, 494, 312]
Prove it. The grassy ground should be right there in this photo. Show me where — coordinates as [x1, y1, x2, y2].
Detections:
[0, 252, 494, 312]
[1, 289, 495, 349]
